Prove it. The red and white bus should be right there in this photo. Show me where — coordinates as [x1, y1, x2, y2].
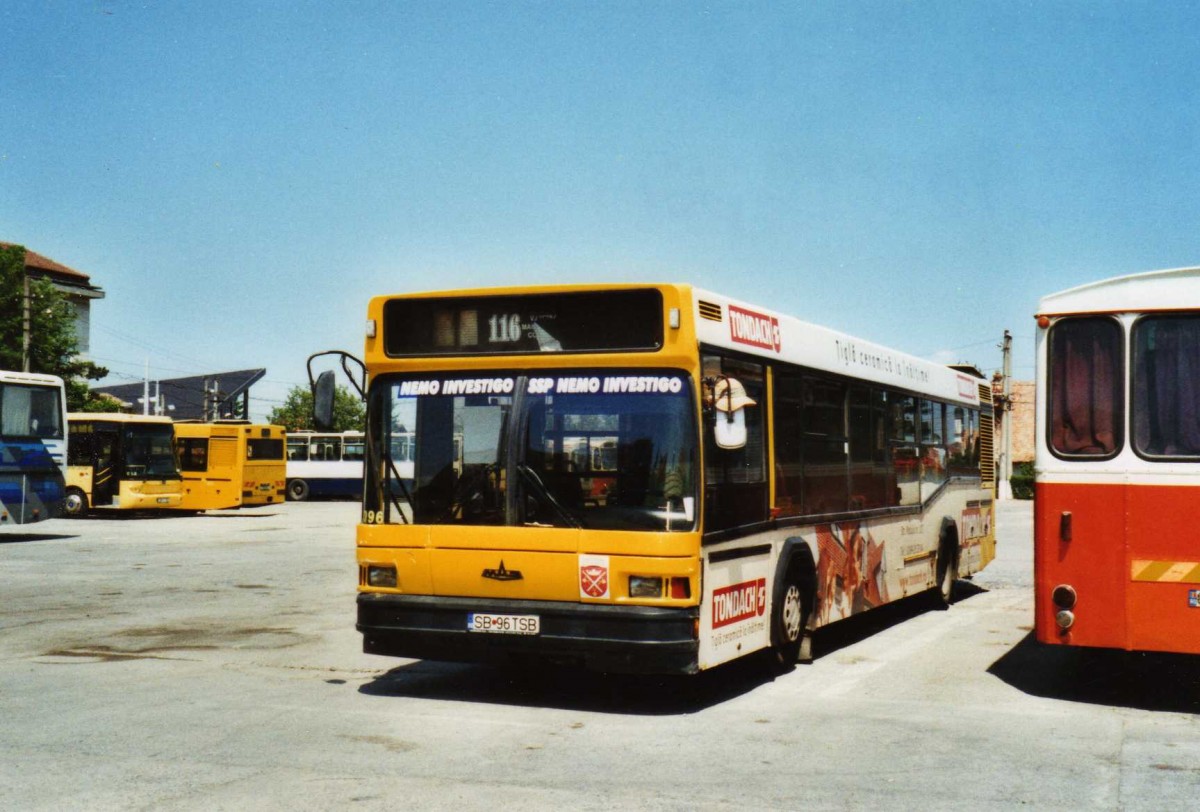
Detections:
[1035, 267, 1200, 654]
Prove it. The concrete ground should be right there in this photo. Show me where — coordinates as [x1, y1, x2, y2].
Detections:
[1, 499, 1197, 810]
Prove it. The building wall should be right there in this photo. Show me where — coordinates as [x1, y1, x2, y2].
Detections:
[1008, 380, 1035, 464]
[994, 379, 1036, 476]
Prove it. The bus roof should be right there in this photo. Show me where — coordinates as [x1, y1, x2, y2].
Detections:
[67, 413, 175, 425]
[368, 283, 982, 405]
[1037, 266, 1200, 317]
[0, 370, 64, 387]
[691, 287, 982, 405]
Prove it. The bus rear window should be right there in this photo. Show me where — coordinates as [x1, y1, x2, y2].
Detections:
[1047, 317, 1123, 458]
[247, 439, 284, 460]
[1133, 315, 1200, 459]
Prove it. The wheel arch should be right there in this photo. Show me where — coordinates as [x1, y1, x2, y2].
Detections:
[772, 536, 818, 648]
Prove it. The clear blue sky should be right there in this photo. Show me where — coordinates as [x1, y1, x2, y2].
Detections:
[5, 2, 1199, 418]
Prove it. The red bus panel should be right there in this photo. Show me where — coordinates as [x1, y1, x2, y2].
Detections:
[1037, 481, 1200, 653]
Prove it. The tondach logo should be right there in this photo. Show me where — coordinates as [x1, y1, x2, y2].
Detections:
[728, 305, 781, 353]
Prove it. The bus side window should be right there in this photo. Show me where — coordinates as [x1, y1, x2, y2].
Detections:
[889, 394, 919, 506]
[849, 387, 890, 510]
[178, 438, 209, 472]
[919, 400, 948, 501]
[801, 376, 848, 515]
[68, 425, 93, 466]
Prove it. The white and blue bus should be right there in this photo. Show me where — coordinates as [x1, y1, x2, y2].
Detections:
[286, 430, 415, 501]
[286, 431, 366, 500]
[0, 370, 67, 525]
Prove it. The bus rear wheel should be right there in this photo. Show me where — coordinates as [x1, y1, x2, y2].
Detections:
[287, 479, 310, 501]
[63, 488, 89, 518]
[935, 531, 959, 608]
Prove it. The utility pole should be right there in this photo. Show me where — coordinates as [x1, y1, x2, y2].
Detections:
[998, 330, 1013, 500]
[206, 379, 222, 422]
[143, 359, 150, 416]
[21, 271, 30, 372]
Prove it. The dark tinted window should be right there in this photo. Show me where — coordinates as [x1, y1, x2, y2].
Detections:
[1133, 315, 1200, 458]
[1048, 317, 1123, 457]
[247, 439, 284, 461]
[179, 438, 209, 471]
[384, 290, 664, 356]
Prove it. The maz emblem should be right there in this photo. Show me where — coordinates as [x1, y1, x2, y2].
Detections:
[482, 561, 523, 582]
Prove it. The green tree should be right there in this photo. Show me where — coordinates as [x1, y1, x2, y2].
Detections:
[0, 244, 113, 411]
[269, 383, 365, 432]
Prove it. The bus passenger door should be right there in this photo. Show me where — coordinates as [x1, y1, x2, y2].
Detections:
[92, 429, 118, 507]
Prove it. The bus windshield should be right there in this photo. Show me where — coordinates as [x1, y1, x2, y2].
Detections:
[122, 424, 180, 479]
[1, 383, 63, 439]
[367, 370, 697, 531]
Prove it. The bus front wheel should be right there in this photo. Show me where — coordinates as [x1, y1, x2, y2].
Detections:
[287, 479, 310, 502]
[772, 565, 811, 669]
[63, 487, 89, 518]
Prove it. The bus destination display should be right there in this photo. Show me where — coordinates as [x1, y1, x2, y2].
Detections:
[383, 289, 664, 356]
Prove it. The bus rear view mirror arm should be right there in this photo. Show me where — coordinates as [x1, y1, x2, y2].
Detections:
[306, 350, 366, 431]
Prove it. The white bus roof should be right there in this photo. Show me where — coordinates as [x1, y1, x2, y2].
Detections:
[0, 370, 64, 386]
[691, 288, 981, 405]
[1037, 266, 1200, 317]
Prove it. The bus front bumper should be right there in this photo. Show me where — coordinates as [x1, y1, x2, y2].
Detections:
[357, 593, 700, 675]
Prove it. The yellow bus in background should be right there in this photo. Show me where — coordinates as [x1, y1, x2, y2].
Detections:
[65, 413, 183, 516]
[174, 422, 287, 511]
[317, 283, 995, 674]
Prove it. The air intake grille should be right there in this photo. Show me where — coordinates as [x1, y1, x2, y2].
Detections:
[978, 382, 996, 490]
[698, 301, 723, 322]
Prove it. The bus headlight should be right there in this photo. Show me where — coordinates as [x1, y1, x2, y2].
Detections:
[367, 565, 398, 589]
[629, 576, 663, 599]
[629, 576, 691, 599]
[1055, 610, 1075, 631]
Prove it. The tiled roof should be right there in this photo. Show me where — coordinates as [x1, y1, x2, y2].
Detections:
[1, 242, 95, 285]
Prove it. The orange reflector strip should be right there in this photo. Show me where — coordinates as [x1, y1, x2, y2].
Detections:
[1131, 560, 1200, 584]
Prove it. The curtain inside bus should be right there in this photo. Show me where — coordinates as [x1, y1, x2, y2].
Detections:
[1133, 316, 1200, 457]
[1048, 317, 1122, 457]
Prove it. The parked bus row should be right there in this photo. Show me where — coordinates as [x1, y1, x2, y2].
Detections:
[57, 419, 370, 517]
[62, 416, 290, 515]
[14, 267, 1195, 668]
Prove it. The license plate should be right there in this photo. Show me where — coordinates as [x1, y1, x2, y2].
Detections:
[467, 613, 540, 635]
[156, 497, 171, 504]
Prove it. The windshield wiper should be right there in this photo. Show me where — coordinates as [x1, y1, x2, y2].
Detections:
[516, 464, 582, 529]
[383, 452, 411, 524]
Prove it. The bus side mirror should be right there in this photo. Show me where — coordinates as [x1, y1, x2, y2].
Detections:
[714, 408, 748, 450]
[313, 370, 336, 432]
[710, 376, 755, 451]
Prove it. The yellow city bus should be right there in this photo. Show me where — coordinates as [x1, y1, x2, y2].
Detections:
[174, 422, 288, 511]
[318, 284, 994, 674]
[65, 413, 183, 516]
